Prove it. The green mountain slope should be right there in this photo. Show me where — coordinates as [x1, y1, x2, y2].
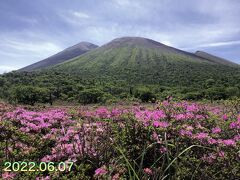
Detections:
[53, 37, 240, 87]
[19, 42, 98, 72]
[195, 51, 239, 67]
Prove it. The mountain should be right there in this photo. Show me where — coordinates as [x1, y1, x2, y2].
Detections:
[195, 51, 238, 67]
[52, 37, 240, 86]
[19, 42, 98, 71]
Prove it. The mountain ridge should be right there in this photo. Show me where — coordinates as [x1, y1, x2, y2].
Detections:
[50, 37, 240, 87]
[19, 42, 98, 72]
[100, 37, 225, 64]
[54, 37, 238, 70]
[19, 37, 238, 72]
[195, 50, 238, 67]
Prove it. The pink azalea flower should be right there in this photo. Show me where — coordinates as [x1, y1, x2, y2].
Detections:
[186, 104, 199, 112]
[112, 173, 120, 180]
[201, 153, 216, 163]
[162, 100, 169, 106]
[194, 132, 209, 140]
[2, 172, 16, 179]
[196, 114, 205, 120]
[233, 134, 240, 141]
[36, 176, 50, 180]
[218, 151, 225, 158]
[175, 114, 186, 121]
[151, 110, 166, 120]
[153, 121, 169, 128]
[95, 167, 108, 176]
[179, 129, 192, 136]
[144, 168, 153, 175]
[95, 107, 111, 118]
[160, 147, 167, 153]
[222, 139, 236, 146]
[229, 122, 240, 129]
[211, 127, 221, 134]
[208, 138, 217, 144]
[222, 114, 228, 121]
[186, 125, 194, 131]
[111, 109, 122, 117]
[211, 108, 221, 115]
[152, 132, 161, 143]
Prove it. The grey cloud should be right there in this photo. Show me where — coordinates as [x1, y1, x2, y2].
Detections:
[0, 0, 239, 70]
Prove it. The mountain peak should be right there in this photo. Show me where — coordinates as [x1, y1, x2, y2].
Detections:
[19, 41, 98, 72]
[101, 37, 204, 60]
[112, 36, 152, 42]
[65, 42, 98, 51]
[104, 36, 166, 49]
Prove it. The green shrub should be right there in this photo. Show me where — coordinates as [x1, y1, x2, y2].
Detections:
[184, 92, 204, 100]
[10, 85, 50, 105]
[78, 88, 104, 104]
[139, 91, 156, 103]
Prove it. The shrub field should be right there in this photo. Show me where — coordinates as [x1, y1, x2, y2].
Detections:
[0, 99, 239, 179]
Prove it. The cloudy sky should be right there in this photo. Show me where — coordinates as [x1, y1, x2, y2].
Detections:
[0, 0, 239, 73]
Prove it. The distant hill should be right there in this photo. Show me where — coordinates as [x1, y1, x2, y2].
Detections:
[195, 51, 239, 67]
[19, 42, 98, 71]
[52, 37, 240, 86]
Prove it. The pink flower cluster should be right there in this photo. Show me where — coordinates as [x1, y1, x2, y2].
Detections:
[82, 107, 125, 119]
[1, 100, 239, 179]
[5, 108, 74, 133]
[229, 115, 240, 129]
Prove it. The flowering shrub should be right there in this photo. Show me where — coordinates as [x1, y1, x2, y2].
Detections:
[0, 100, 239, 179]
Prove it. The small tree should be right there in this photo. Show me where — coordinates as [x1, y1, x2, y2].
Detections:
[205, 79, 215, 88]
[205, 87, 227, 103]
[0, 77, 5, 87]
[225, 87, 240, 98]
[184, 91, 203, 100]
[11, 85, 49, 105]
[78, 88, 104, 104]
[139, 91, 156, 103]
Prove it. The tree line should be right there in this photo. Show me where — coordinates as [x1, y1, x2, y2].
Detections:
[0, 71, 239, 105]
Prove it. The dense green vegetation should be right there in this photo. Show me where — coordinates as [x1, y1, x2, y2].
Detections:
[0, 69, 239, 105]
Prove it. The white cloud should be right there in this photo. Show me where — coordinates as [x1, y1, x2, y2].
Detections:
[160, 40, 172, 46]
[0, 38, 62, 58]
[58, 11, 91, 26]
[156, 24, 240, 49]
[72, 12, 90, 19]
[181, 40, 240, 50]
[201, 40, 240, 47]
[114, 0, 131, 6]
[3, 39, 61, 53]
[113, 0, 144, 10]
[0, 36, 63, 69]
[0, 65, 18, 74]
